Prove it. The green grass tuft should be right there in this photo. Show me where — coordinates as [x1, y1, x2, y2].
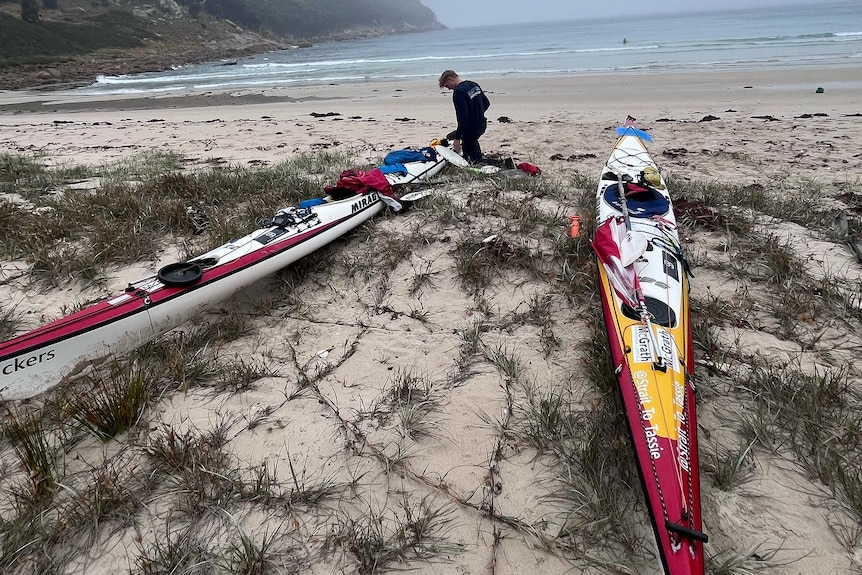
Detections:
[64, 360, 153, 441]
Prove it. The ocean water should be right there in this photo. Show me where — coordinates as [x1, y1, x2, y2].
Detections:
[75, 1, 862, 95]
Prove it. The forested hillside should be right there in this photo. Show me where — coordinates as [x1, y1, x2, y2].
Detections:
[0, 0, 443, 90]
[205, 0, 442, 39]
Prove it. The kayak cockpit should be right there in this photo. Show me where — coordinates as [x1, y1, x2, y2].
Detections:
[620, 294, 677, 328]
[601, 181, 670, 219]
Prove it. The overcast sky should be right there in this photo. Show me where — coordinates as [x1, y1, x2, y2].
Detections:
[421, 0, 811, 27]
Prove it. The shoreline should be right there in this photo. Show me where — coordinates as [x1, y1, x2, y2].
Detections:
[2, 65, 861, 115]
[1, 66, 861, 183]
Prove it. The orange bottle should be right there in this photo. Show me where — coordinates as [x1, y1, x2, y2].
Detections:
[568, 215, 582, 238]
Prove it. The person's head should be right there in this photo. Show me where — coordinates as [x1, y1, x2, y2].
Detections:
[438, 69, 460, 90]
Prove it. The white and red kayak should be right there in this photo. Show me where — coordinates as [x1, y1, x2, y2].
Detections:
[0, 146, 455, 400]
[0, 189, 388, 400]
[592, 118, 707, 575]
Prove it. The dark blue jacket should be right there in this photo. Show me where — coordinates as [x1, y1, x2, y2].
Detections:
[452, 80, 490, 139]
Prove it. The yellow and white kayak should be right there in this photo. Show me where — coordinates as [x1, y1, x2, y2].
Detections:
[592, 118, 707, 575]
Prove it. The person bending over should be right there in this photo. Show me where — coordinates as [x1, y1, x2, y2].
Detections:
[438, 70, 490, 163]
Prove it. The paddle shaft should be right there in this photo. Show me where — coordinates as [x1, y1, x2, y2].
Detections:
[397, 156, 446, 187]
[389, 153, 448, 202]
[616, 173, 634, 231]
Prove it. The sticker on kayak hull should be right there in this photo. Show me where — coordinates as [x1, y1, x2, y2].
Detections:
[631, 325, 680, 372]
[632, 326, 653, 364]
[1, 349, 56, 377]
[351, 192, 379, 213]
[656, 327, 681, 373]
[663, 250, 679, 282]
[254, 227, 288, 245]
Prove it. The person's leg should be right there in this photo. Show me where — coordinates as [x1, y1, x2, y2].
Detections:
[462, 137, 482, 163]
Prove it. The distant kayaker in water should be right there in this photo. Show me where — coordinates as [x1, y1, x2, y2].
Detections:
[438, 70, 490, 163]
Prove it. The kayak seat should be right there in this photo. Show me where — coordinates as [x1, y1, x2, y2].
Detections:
[604, 183, 670, 218]
[621, 295, 676, 328]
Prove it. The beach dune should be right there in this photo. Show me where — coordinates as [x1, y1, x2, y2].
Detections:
[1, 66, 861, 574]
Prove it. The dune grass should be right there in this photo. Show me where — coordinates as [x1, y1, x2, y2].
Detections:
[0, 149, 358, 286]
[0, 304, 19, 341]
[0, 150, 860, 573]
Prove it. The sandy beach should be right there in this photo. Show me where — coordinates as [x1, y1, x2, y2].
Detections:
[1, 66, 861, 574]
[2, 66, 861, 176]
